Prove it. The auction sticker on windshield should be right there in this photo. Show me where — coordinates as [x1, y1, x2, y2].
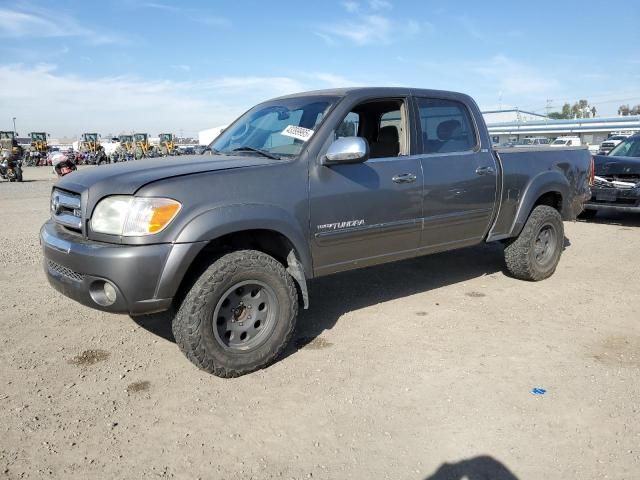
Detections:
[281, 125, 315, 142]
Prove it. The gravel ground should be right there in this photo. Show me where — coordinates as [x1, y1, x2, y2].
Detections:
[1, 166, 639, 479]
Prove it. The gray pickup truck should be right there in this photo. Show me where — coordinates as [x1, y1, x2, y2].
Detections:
[41, 87, 592, 377]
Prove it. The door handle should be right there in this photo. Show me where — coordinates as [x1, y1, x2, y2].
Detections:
[392, 173, 417, 184]
[475, 166, 496, 176]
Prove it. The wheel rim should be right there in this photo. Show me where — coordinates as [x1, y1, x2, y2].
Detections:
[212, 280, 278, 351]
[533, 224, 558, 267]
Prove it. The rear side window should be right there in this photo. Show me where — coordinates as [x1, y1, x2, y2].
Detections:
[416, 98, 477, 154]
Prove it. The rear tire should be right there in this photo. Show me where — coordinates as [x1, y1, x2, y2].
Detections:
[504, 205, 564, 281]
[172, 250, 298, 377]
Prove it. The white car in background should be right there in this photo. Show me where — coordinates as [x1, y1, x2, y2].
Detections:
[550, 136, 581, 147]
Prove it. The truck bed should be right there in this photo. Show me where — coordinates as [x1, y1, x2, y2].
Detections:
[487, 146, 592, 241]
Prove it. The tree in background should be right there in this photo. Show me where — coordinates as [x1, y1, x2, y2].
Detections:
[621, 104, 640, 116]
[549, 100, 595, 119]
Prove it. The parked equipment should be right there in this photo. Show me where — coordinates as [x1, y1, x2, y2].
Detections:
[0, 150, 23, 182]
[159, 133, 178, 156]
[30, 132, 49, 156]
[111, 135, 134, 162]
[134, 133, 155, 159]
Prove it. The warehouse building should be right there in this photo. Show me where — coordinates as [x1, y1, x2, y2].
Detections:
[482, 109, 548, 124]
[485, 115, 640, 146]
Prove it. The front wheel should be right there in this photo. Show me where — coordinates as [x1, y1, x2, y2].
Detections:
[172, 250, 299, 377]
[504, 205, 564, 281]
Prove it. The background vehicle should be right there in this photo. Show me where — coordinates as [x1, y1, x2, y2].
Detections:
[27, 132, 49, 165]
[159, 133, 179, 156]
[41, 87, 592, 378]
[78, 133, 108, 164]
[514, 137, 550, 147]
[134, 133, 155, 159]
[598, 134, 631, 155]
[550, 136, 581, 147]
[111, 135, 134, 162]
[0, 131, 17, 154]
[582, 133, 640, 218]
[0, 150, 23, 182]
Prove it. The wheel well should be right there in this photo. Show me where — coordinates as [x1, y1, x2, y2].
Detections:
[174, 229, 304, 309]
[533, 191, 562, 213]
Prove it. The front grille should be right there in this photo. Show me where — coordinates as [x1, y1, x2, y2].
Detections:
[51, 189, 82, 231]
[47, 260, 85, 282]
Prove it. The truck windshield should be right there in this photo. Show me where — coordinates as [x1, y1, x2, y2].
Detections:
[609, 136, 640, 157]
[211, 96, 337, 159]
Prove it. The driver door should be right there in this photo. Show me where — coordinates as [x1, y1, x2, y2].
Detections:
[309, 98, 424, 276]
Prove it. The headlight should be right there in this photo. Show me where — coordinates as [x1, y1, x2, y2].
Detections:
[90, 196, 181, 236]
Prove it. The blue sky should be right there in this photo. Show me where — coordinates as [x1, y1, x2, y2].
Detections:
[1, 0, 639, 137]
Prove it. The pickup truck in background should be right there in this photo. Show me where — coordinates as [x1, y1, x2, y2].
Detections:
[583, 133, 640, 217]
[598, 134, 630, 155]
[41, 87, 593, 377]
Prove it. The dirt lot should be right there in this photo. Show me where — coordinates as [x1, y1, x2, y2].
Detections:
[1, 166, 639, 479]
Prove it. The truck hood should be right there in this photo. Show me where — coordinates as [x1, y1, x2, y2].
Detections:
[593, 154, 640, 176]
[55, 154, 281, 198]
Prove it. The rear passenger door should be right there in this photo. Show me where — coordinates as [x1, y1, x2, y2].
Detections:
[413, 96, 498, 250]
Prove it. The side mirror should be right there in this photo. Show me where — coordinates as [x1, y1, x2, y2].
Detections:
[323, 137, 369, 165]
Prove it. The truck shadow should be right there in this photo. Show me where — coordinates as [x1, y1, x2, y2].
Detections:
[288, 242, 507, 355]
[423, 455, 519, 480]
[581, 212, 640, 228]
[132, 242, 508, 346]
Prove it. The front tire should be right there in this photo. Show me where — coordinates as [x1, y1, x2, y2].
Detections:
[504, 205, 564, 281]
[172, 250, 298, 377]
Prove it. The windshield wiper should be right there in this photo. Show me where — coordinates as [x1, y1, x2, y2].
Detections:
[231, 146, 281, 160]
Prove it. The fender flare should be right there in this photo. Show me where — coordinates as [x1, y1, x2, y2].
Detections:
[167, 204, 312, 307]
[509, 170, 570, 237]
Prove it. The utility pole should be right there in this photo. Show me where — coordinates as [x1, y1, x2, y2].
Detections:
[12, 117, 16, 135]
[545, 99, 552, 118]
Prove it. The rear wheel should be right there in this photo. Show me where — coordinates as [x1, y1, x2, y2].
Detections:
[172, 250, 298, 377]
[504, 205, 564, 281]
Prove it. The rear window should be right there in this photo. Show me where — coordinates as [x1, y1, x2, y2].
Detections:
[415, 98, 477, 154]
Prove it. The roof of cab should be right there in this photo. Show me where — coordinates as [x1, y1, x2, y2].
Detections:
[271, 87, 472, 102]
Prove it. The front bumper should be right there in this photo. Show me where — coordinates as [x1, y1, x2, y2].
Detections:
[584, 186, 640, 213]
[40, 220, 201, 315]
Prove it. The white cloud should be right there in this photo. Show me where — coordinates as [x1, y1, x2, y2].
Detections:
[369, 0, 392, 10]
[343, 1, 360, 13]
[0, 6, 125, 45]
[473, 55, 559, 96]
[142, 2, 231, 27]
[0, 64, 364, 137]
[317, 1, 417, 46]
[321, 14, 392, 45]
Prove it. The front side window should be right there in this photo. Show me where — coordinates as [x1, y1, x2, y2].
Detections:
[416, 98, 477, 154]
[552, 139, 567, 145]
[212, 96, 337, 158]
[334, 99, 406, 159]
[609, 136, 640, 157]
